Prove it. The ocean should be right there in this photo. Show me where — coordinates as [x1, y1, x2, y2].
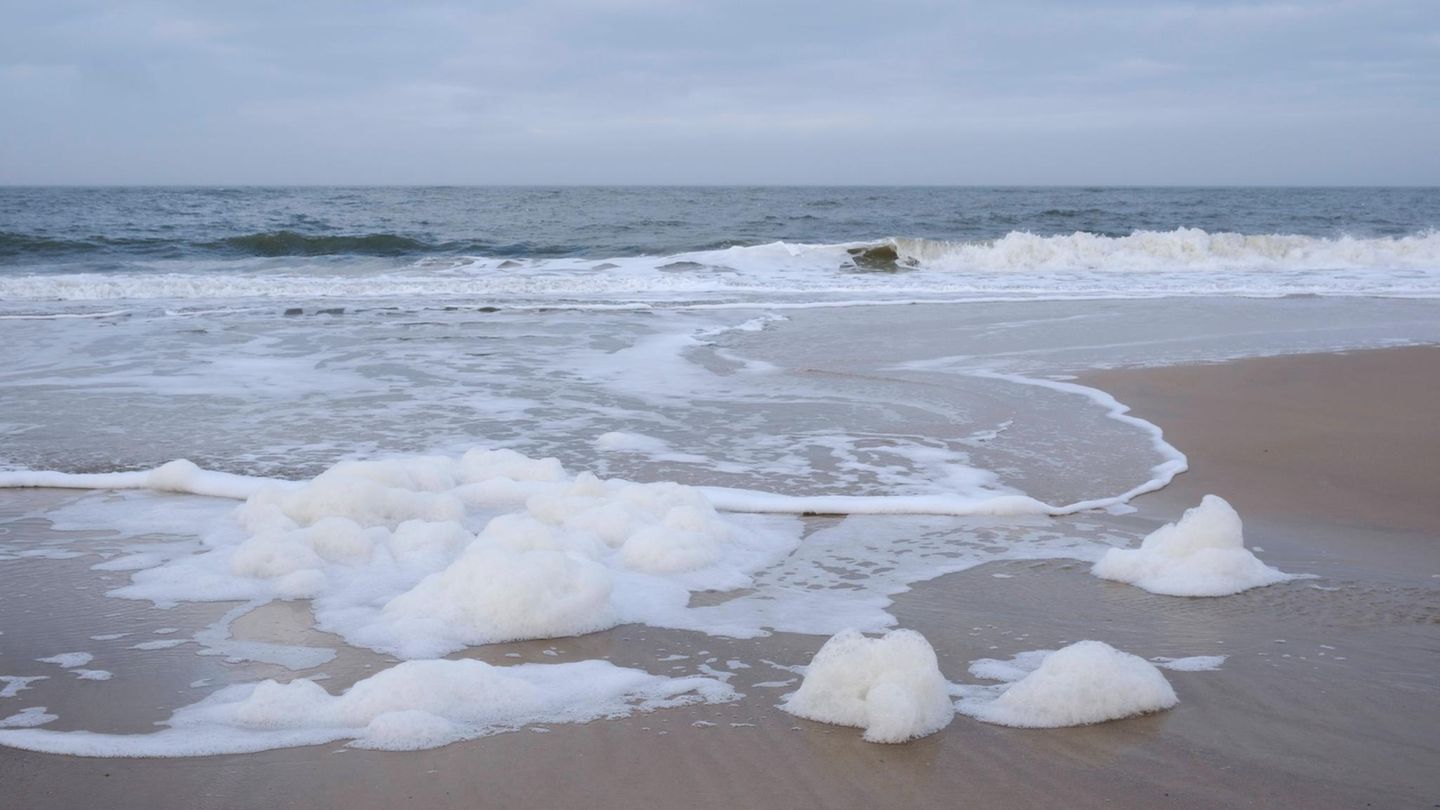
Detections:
[0, 186, 1437, 755]
[2, 186, 1437, 482]
[3, 186, 1440, 303]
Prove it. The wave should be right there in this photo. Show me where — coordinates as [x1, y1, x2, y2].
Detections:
[875, 227, 1440, 272]
[639, 228, 1440, 275]
[0, 232, 165, 258]
[0, 230, 581, 260]
[1, 228, 1437, 303]
[204, 231, 435, 257]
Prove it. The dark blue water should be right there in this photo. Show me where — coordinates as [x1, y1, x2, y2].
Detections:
[3, 186, 1437, 266]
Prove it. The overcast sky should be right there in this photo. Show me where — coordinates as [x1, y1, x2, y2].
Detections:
[2, 0, 1437, 185]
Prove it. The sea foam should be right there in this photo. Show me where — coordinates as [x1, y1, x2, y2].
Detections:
[956, 641, 1178, 728]
[9, 449, 801, 659]
[1091, 495, 1294, 596]
[781, 629, 954, 743]
[0, 658, 734, 756]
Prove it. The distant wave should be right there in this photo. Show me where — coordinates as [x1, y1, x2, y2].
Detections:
[0, 230, 574, 260]
[0, 232, 125, 258]
[203, 231, 435, 257]
[1, 228, 1437, 303]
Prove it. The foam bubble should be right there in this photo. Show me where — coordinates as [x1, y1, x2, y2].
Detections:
[957, 641, 1177, 728]
[44, 449, 804, 659]
[781, 629, 954, 743]
[1092, 495, 1294, 596]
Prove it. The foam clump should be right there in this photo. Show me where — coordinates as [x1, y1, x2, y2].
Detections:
[781, 629, 954, 743]
[0, 659, 735, 756]
[957, 641, 1177, 728]
[1091, 495, 1293, 596]
[108, 447, 799, 658]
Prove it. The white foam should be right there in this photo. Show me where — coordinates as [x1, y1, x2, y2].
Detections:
[36, 450, 801, 659]
[678, 515, 1103, 639]
[191, 602, 335, 670]
[0, 461, 285, 500]
[889, 229, 1440, 274]
[0, 370, 1185, 524]
[595, 432, 671, 455]
[0, 676, 48, 699]
[1152, 655, 1227, 672]
[0, 658, 735, 756]
[37, 653, 93, 669]
[0, 707, 57, 729]
[957, 641, 1177, 728]
[781, 629, 954, 743]
[1092, 495, 1294, 596]
[964, 370, 1189, 512]
[131, 639, 187, 651]
[699, 487, 1056, 517]
[595, 432, 709, 465]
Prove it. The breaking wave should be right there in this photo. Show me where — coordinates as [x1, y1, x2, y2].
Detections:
[1, 228, 1437, 304]
[860, 227, 1440, 272]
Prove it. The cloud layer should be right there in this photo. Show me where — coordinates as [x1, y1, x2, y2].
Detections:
[2, 1, 1437, 184]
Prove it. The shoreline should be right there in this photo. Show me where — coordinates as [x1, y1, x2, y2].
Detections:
[1, 344, 1436, 808]
[1086, 345, 1440, 578]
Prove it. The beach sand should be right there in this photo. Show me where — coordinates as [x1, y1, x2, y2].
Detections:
[1, 346, 1437, 808]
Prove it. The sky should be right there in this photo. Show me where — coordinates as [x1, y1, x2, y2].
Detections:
[1, 0, 1437, 185]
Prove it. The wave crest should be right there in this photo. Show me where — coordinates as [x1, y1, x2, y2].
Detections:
[883, 228, 1440, 271]
[205, 231, 434, 257]
[1, 228, 1437, 304]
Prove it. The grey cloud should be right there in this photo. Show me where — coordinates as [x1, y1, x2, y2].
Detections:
[1, 0, 1436, 183]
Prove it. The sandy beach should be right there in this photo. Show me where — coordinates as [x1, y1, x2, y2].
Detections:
[0, 344, 1434, 808]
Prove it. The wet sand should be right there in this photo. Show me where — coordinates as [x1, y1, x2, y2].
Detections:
[2, 346, 1438, 808]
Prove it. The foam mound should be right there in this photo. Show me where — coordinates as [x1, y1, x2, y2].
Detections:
[957, 641, 1177, 728]
[1091, 495, 1293, 596]
[781, 629, 954, 743]
[0, 658, 735, 756]
[72, 448, 801, 658]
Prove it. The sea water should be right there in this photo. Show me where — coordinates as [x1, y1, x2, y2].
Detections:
[1, 186, 1437, 753]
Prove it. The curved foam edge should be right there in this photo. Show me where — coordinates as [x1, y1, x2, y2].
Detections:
[0, 460, 292, 501]
[0, 370, 1184, 519]
[966, 370, 1189, 512]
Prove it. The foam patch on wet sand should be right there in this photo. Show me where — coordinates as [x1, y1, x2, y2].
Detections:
[0, 658, 735, 756]
[956, 641, 1177, 728]
[1092, 495, 1294, 596]
[781, 629, 954, 743]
